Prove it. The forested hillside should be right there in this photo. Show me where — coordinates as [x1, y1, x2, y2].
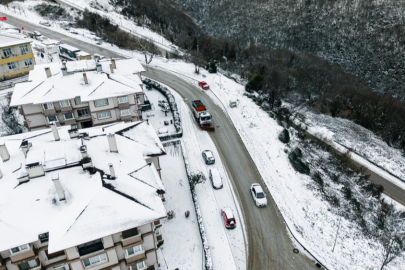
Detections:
[171, 0, 405, 99]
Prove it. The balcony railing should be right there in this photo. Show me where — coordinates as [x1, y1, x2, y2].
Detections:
[121, 231, 142, 247]
[125, 247, 146, 266]
[77, 242, 104, 257]
[10, 245, 36, 263]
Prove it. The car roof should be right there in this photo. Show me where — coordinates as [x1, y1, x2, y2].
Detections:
[210, 168, 220, 177]
[252, 183, 264, 193]
[200, 81, 207, 84]
[204, 150, 213, 157]
[222, 207, 234, 218]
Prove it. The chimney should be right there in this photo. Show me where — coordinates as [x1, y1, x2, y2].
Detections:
[61, 60, 68, 76]
[68, 127, 79, 139]
[80, 145, 88, 158]
[45, 67, 52, 78]
[83, 73, 88, 85]
[107, 134, 118, 153]
[81, 157, 93, 169]
[17, 170, 29, 184]
[50, 122, 60, 141]
[96, 62, 102, 72]
[109, 64, 114, 74]
[26, 162, 45, 178]
[111, 59, 116, 69]
[108, 163, 116, 179]
[0, 142, 10, 162]
[20, 140, 31, 158]
[52, 174, 66, 201]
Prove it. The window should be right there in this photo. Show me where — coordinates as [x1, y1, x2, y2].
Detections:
[130, 261, 146, 270]
[39, 232, 49, 243]
[19, 259, 38, 270]
[70, 124, 78, 130]
[10, 244, 29, 254]
[64, 113, 74, 120]
[82, 253, 107, 268]
[136, 98, 140, 104]
[74, 96, 82, 105]
[59, 100, 70, 107]
[77, 239, 104, 257]
[77, 108, 89, 117]
[122, 227, 138, 239]
[97, 111, 111, 119]
[24, 58, 33, 67]
[94, 98, 108, 107]
[3, 48, 12, 58]
[126, 245, 143, 256]
[118, 96, 128, 103]
[7, 62, 17, 70]
[53, 264, 69, 270]
[120, 109, 130, 116]
[47, 116, 58, 123]
[20, 45, 29, 55]
[43, 103, 54, 110]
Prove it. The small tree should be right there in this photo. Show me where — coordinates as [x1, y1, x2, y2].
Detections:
[278, 128, 290, 143]
[189, 171, 206, 189]
[137, 38, 160, 64]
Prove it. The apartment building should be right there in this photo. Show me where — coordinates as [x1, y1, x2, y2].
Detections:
[0, 121, 167, 270]
[0, 33, 36, 80]
[10, 58, 146, 131]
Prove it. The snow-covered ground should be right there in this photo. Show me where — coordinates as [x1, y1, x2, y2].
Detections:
[1, 0, 405, 268]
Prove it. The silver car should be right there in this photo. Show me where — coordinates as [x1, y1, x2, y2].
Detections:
[202, 150, 215, 165]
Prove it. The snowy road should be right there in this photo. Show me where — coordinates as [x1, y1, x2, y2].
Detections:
[144, 68, 316, 269]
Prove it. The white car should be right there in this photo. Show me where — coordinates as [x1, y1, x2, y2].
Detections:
[202, 150, 215, 165]
[209, 168, 223, 189]
[39, 21, 51, 27]
[251, 183, 267, 207]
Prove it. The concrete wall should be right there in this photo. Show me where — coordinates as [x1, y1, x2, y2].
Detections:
[22, 104, 42, 115]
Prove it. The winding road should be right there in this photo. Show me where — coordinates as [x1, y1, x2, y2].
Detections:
[0, 12, 318, 269]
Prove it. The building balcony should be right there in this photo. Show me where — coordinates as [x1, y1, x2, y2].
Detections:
[121, 231, 142, 248]
[118, 102, 130, 109]
[120, 115, 132, 121]
[45, 250, 66, 264]
[63, 119, 76, 126]
[10, 244, 37, 263]
[129, 261, 147, 270]
[60, 106, 72, 113]
[43, 108, 56, 116]
[124, 247, 146, 265]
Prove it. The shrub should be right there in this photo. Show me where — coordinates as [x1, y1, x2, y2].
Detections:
[329, 195, 340, 207]
[330, 173, 340, 183]
[363, 183, 384, 199]
[311, 172, 324, 189]
[278, 128, 290, 143]
[343, 185, 352, 200]
[206, 61, 217, 73]
[245, 74, 263, 93]
[288, 150, 310, 175]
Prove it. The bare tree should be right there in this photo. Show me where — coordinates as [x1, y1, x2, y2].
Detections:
[189, 50, 204, 74]
[137, 38, 160, 64]
[374, 203, 405, 269]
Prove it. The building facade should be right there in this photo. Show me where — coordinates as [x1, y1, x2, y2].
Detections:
[11, 59, 147, 131]
[0, 33, 36, 80]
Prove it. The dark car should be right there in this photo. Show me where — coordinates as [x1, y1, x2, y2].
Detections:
[202, 150, 215, 165]
[221, 207, 236, 229]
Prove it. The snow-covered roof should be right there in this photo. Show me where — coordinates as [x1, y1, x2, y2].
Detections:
[59, 43, 80, 52]
[0, 121, 166, 253]
[11, 59, 145, 107]
[0, 33, 31, 48]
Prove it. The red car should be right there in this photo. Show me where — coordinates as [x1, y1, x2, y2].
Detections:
[221, 207, 236, 229]
[198, 81, 209, 90]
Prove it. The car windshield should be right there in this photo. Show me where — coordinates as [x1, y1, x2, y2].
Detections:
[228, 218, 235, 223]
[201, 116, 211, 121]
[257, 192, 265, 198]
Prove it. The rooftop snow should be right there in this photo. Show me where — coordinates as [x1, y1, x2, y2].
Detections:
[0, 121, 166, 253]
[0, 33, 31, 48]
[10, 59, 145, 106]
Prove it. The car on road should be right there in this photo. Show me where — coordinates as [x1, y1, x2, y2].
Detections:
[33, 31, 41, 37]
[198, 81, 209, 90]
[251, 183, 267, 207]
[209, 168, 223, 189]
[221, 207, 236, 229]
[202, 150, 215, 165]
[39, 21, 51, 27]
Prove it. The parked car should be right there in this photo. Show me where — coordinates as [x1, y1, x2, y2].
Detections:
[250, 183, 267, 207]
[33, 31, 41, 36]
[209, 168, 223, 189]
[202, 150, 215, 165]
[221, 207, 236, 229]
[39, 21, 51, 27]
[198, 81, 209, 90]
